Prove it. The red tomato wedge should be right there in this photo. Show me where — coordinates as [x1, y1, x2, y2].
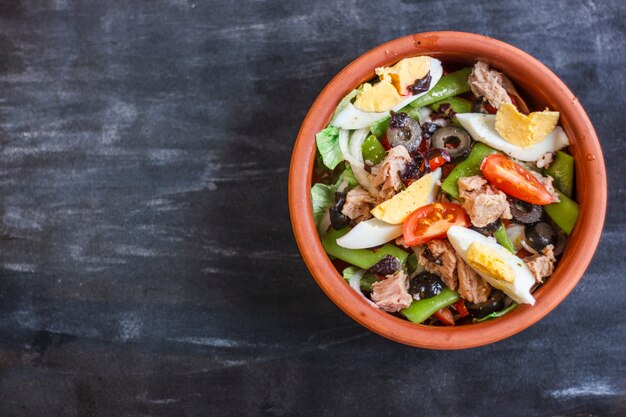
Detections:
[452, 300, 470, 318]
[403, 202, 469, 246]
[428, 155, 448, 171]
[434, 307, 455, 326]
[480, 154, 553, 205]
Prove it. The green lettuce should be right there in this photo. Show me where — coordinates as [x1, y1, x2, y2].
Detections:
[311, 162, 358, 235]
[311, 183, 334, 235]
[342, 266, 378, 292]
[315, 126, 343, 170]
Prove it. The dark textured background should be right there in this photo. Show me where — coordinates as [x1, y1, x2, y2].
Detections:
[0, 0, 624, 416]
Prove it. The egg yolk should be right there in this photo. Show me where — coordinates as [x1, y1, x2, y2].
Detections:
[466, 242, 515, 283]
[353, 80, 402, 112]
[376, 56, 431, 96]
[495, 103, 559, 148]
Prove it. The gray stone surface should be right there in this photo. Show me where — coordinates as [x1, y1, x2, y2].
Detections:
[0, 0, 624, 416]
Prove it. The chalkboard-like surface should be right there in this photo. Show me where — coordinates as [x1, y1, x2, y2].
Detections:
[0, 1, 624, 416]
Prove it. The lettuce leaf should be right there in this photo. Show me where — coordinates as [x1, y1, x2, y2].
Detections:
[342, 266, 378, 292]
[333, 162, 357, 190]
[315, 126, 343, 170]
[311, 162, 359, 235]
[311, 183, 335, 234]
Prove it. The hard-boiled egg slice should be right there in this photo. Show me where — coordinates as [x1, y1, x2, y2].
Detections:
[331, 58, 443, 130]
[336, 218, 403, 249]
[371, 168, 441, 225]
[456, 113, 569, 161]
[447, 226, 535, 305]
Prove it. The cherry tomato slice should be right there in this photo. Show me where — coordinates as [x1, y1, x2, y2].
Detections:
[480, 154, 553, 205]
[428, 155, 448, 171]
[434, 307, 455, 326]
[403, 202, 469, 246]
[452, 300, 470, 318]
[483, 101, 497, 114]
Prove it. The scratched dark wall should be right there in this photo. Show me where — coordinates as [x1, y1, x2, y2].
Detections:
[0, 0, 623, 416]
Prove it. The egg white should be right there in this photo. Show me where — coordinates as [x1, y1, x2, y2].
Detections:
[447, 226, 536, 305]
[336, 218, 403, 249]
[455, 113, 570, 162]
[331, 58, 443, 130]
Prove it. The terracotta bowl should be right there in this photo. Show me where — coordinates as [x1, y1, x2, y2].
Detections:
[288, 31, 606, 349]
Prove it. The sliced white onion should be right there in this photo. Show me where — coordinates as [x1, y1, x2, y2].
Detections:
[338, 129, 378, 198]
[336, 218, 403, 249]
[505, 223, 526, 251]
[348, 269, 379, 309]
[349, 128, 369, 164]
[416, 107, 433, 124]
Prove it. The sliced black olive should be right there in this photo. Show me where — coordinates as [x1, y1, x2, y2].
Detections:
[471, 96, 489, 114]
[401, 152, 428, 181]
[368, 255, 401, 276]
[330, 192, 350, 230]
[409, 272, 444, 300]
[553, 230, 567, 257]
[421, 121, 439, 138]
[525, 222, 557, 252]
[408, 71, 432, 95]
[386, 111, 422, 152]
[431, 126, 472, 162]
[471, 220, 501, 237]
[508, 196, 543, 224]
[467, 290, 505, 319]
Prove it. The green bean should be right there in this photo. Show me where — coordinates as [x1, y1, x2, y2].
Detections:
[441, 143, 499, 198]
[429, 96, 473, 116]
[401, 288, 460, 324]
[544, 191, 579, 235]
[544, 151, 574, 198]
[361, 135, 386, 164]
[322, 228, 409, 269]
[370, 116, 389, 139]
[430, 96, 473, 127]
[409, 67, 472, 109]
[494, 223, 516, 253]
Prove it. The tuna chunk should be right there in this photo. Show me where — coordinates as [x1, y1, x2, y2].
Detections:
[468, 62, 513, 109]
[419, 240, 458, 290]
[458, 175, 512, 228]
[530, 171, 560, 203]
[536, 152, 554, 169]
[371, 270, 413, 313]
[456, 253, 491, 303]
[369, 145, 411, 203]
[524, 244, 556, 283]
[341, 186, 375, 224]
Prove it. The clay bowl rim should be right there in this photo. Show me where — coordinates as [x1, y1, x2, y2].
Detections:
[288, 31, 606, 350]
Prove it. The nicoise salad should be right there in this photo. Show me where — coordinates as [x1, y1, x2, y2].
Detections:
[311, 57, 577, 325]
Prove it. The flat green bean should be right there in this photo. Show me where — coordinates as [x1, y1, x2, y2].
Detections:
[441, 143, 499, 198]
[544, 151, 574, 198]
[544, 191, 579, 235]
[322, 228, 409, 269]
[401, 287, 460, 324]
[409, 68, 472, 109]
[361, 135, 386, 164]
